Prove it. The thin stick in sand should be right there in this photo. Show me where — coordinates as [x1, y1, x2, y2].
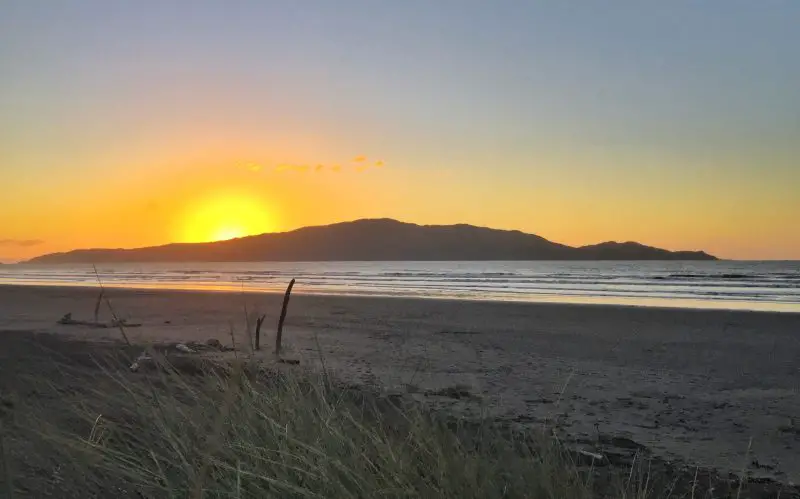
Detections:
[254, 315, 266, 351]
[275, 279, 295, 355]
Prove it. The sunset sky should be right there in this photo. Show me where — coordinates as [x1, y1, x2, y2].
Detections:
[1, 1, 798, 262]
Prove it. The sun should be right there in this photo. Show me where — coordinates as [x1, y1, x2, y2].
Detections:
[179, 193, 277, 243]
[212, 227, 246, 242]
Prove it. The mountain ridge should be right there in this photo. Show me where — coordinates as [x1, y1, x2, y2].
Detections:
[26, 218, 718, 263]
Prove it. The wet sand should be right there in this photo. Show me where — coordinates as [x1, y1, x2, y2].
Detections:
[1, 284, 799, 483]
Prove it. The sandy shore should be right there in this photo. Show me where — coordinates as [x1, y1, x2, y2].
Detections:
[2, 284, 799, 483]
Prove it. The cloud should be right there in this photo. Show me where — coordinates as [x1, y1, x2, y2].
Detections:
[354, 158, 386, 172]
[0, 239, 44, 247]
[271, 156, 386, 174]
[238, 162, 263, 172]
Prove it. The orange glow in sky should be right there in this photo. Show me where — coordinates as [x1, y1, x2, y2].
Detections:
[178, 193, 277, 243]
[1, 3, 799, 262]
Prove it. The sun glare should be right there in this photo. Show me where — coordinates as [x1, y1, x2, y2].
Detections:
[212, 227, 246, 242]
[179, 194, 276, 243]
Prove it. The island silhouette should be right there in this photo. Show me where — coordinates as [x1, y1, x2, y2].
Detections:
[27, 219, 717, 263]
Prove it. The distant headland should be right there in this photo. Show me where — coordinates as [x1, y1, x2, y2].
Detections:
[26, 219, 717, 263]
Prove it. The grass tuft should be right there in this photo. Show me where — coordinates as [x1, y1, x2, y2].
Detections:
[19, 348, 605, 498]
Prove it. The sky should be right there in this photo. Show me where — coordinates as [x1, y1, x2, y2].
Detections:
[1, 1, 799, 261]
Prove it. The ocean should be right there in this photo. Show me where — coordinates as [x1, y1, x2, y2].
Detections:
[2, 261, 799, 313]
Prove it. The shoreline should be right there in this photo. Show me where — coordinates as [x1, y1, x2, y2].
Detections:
[2, 284, 799, 484]
[2, 281, 799, 315]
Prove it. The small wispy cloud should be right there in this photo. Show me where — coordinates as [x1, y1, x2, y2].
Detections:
[245, 155, 387, 175]
[238, 162, 264, 173]
[0, 239, 44, 247]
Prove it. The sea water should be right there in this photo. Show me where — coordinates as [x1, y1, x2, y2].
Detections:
[2, 261, 798, 312]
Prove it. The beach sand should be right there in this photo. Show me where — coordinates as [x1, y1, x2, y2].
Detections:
[1, 284, 799, 483]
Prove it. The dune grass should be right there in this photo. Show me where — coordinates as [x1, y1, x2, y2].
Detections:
[6, 330, 790, 498]
[22, 347, 613, 499]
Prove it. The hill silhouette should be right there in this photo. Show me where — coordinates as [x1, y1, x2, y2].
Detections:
[27, 219, 717, 263]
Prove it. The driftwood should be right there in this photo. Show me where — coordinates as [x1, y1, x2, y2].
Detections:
[57, 313, 141, 329]
[425, 384, 475, 400]
[93, 289, 104, 323]
[171, 340, 235, 354]
[275, 279, 295, 355]
[129, 339, 235, 372]
[254, 315, 266, 351]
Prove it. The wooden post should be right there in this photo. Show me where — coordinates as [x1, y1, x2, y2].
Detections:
[93, 289, 104, 323]
[275, 279, 295, 355]
[255, 315, 266, 351]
